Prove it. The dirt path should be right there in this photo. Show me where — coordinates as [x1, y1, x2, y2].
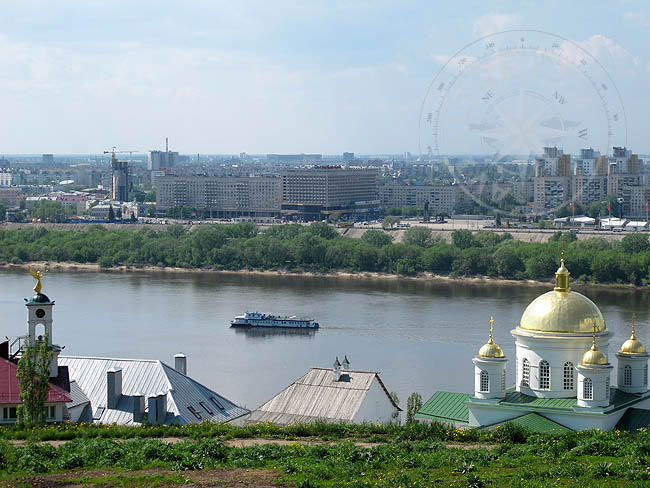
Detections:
[14, 468, 290, 488]
[9, 436, 494, 450]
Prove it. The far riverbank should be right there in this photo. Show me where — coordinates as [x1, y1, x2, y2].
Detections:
[1, 260, 646, 294]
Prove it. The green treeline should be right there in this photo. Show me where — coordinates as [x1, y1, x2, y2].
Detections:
[1, 223, 650, 284]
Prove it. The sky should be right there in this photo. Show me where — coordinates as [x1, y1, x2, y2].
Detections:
[0, 0, 649, 155]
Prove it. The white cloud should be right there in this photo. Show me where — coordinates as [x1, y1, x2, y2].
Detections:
[623, 11, 650, 28]
[558, 35, 640, 77]
[472, 13, 522, 38]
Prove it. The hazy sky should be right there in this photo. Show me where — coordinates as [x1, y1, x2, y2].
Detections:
[1, 0, 649, 154]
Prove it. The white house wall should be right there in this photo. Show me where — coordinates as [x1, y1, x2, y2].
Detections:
[353, 378, 399, 424]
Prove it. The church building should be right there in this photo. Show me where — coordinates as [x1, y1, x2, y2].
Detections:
[417, 258, 650, 432]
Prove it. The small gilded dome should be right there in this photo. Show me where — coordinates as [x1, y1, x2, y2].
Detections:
[478, 316, 505, 358]
[581, 345, 608, 365]
[620, 337, 646, 354]
[478, 341, 504, 358]
[519, 259, 606, 334]
[619, 319, 646, 355]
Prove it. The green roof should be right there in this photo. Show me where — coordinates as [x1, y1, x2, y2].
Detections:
[415, 391, 471, 423]
[615, 408, 650, 431]
[504, 413, 572, 433]
[500, 391, 577, 410]
[499, 388, 645, 413]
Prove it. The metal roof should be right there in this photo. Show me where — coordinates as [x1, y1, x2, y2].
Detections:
[415, 391, 471, 423]
[503, 413, 572, 433]
[59, 356, 249, 425]
[246, 367, 396, 425]
[67, 380, 90, 409]
[616, 408, 650, 431]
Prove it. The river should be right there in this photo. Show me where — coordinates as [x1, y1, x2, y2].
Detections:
[0, 269, 647, 411]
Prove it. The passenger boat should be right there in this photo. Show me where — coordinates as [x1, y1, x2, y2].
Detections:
[230, 312, 319, 329]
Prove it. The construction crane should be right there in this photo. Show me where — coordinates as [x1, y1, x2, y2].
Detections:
[103, 146, 138, 162]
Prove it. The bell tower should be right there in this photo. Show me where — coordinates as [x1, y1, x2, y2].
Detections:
[24, 267, 61, 377]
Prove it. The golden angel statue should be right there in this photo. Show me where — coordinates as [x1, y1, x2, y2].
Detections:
[28, 266, 46, 294]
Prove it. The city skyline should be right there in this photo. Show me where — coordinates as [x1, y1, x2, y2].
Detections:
[1, 1, 650, 154]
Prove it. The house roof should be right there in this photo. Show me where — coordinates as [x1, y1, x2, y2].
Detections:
[246, 367, 398, 425]
[500, 413, 572, 433]
[415, 391, 471, 424]
[0, 357, 72, 405]
[59, 356, 249, 425]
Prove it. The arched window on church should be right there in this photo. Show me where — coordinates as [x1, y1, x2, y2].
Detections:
[584, 378, 593, 400]
[539, 360, 550, 390]
[563, 362, 574, 390]
[624, 365, 632, 386]
[480, 370, 489, 392]
[522, 359, 530, 387]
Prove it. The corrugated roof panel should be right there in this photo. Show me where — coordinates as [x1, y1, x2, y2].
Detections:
[616, 408, 650, 431]
[59, 356, 248, 425]
[506, 413, 572, 433]
[249, 368, 385, 425]
[417, 391, 471, 422]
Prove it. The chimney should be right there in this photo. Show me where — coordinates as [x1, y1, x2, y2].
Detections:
[148, 395, 159, 424]
[342, 355, 350, 370]
[332, 357, 342, 381]
[107, 367, 122, 409]
[156, 392, 167, 425]
[133, 393, 145, 423]
[174, 353, 187, 375]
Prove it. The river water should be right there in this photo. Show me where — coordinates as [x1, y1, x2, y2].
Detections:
[0, 269, 648, 410]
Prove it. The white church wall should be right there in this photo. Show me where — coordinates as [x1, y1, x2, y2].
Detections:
[513, 331, 613, 399]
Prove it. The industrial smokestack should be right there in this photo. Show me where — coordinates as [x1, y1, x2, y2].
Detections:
[165, 137, 168, 153]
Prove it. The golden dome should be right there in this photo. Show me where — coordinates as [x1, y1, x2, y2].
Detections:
[519, 259, 606, 334]
[619, 317, 646, 354]
[581, 346, 608, 365]
[478, 316, 505, 358]
[581, 330, 608, 365]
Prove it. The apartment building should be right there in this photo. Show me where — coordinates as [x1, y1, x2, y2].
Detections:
[280, 166, 379, 219]
[379, 185, 454, 214]
[156, 175, 282, 218]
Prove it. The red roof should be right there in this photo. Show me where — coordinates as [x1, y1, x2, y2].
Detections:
[0, 357, 72, 404]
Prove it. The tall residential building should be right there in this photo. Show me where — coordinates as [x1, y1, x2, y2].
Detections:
[280, 166, 379, 220]
[535, 147, 571, 177]
[148, 151, 179, 171]
[574, 148, 602, 176]
[42, 154, 54, 165]
[571, 175, 607, 206]
[379, 185, 454, 214]
[534, 177, 570, 214]
[111, 155, 130, 202]
[156, 175, 282, 218]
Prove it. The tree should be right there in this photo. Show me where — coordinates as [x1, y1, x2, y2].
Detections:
[452, 229, 476, 249]
[360, 230, 393, 247]
[406, 392, 423, 423]
[108, 204, 115, 221]
[146, 206, 157, 218]
[16, 334, 54, 427]
[495, 212, 502, 227]
[382, 216, 400, 230]
[621, 233, 650, 254]
[403, 226, 433, 247]
[31, 200, 72, 222]
[328, 210, 343, 223]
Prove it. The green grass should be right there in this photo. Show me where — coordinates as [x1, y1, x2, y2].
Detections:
[2, 424, 650, 486]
